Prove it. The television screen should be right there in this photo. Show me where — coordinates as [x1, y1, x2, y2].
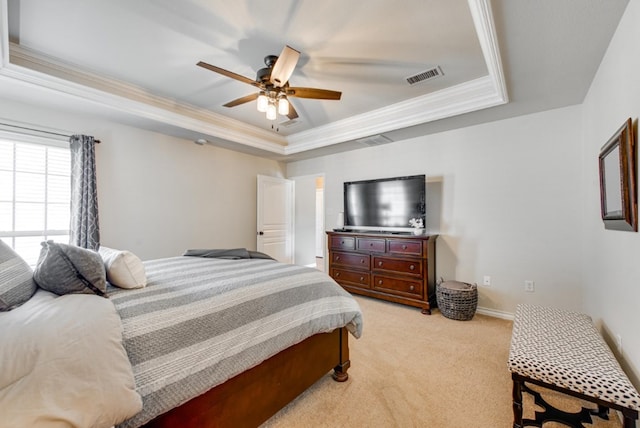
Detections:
[344, 175, 425, 230]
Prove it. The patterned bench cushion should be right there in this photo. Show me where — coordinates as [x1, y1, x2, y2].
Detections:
[508, 304, 640, 411]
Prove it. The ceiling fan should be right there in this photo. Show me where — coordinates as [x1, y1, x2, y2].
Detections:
[197, 46, 341, 121]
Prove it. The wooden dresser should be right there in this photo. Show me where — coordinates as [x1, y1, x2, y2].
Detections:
[327, 231, 438, 314]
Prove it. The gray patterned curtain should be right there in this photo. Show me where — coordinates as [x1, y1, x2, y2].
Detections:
[69, 134, 100, 250]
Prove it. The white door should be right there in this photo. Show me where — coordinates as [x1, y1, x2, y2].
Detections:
[257, 175, 294, 263]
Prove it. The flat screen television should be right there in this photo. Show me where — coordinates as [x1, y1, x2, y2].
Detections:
[343, 174, 425, 232]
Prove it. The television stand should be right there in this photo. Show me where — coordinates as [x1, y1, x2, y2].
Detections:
[327, 231, 437, 314]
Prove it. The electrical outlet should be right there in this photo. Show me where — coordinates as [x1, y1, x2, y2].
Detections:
[615, 334, 623, 353]
[483, 276, 491, 286]
[524, 280, 535, 292]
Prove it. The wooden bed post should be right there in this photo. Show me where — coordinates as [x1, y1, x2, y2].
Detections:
[333, 327, 351, 382]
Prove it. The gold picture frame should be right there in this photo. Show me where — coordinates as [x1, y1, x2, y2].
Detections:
[598, 118, 637, 231]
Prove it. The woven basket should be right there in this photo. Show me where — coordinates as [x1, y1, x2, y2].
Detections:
[436, 279, 478, 321]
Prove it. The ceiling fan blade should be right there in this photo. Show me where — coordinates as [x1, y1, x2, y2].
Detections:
[287, 102, 299, 120]
[223, 93, 259, 108]
[286, 87, 342, 100]
[197, 61, 261, 88]
[270, 45, 300, 88]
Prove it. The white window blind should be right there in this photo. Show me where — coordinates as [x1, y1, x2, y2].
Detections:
[0, 139, 71, 266]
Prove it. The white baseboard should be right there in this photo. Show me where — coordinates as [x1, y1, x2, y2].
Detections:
[476, 306, 514, 320]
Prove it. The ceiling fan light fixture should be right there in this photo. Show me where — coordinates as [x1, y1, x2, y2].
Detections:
[266, 103, 277, 120]
[278, 96, 289, 116]
[257, 92, 268, 112]
[198, 45, 340, 126]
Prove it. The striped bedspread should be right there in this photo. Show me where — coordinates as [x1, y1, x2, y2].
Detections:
[108, 256, 363, 428]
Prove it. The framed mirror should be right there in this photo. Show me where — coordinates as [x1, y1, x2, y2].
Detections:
[598, 118, 637, 231]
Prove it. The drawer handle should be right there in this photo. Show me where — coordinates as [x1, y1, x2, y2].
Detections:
[410, 265, 415, 271]
[402, 245, 407, 250]
[370, 242, 374, 246]
[409, 285, 415, 291]
[361, 259, 366, 264]
[378, 261, 383, 267]
[360, 276, 364, 282]
[335, 272, 340, 277]
[378, 280, 383, 285]
[335, 256, 340, 261]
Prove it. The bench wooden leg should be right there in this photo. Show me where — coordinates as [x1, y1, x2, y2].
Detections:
[622, 409, 637, 428]
[512, 375, 524, 428]
[593, 405, 609, 420]
[511, 374, 639, 428]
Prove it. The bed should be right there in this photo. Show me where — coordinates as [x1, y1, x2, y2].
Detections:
[0, 245, 363, 428]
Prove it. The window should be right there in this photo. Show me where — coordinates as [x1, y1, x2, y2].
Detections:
[0, 139, 70, 266]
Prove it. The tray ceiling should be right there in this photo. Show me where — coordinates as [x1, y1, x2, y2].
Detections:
[0, 0, 629, 160]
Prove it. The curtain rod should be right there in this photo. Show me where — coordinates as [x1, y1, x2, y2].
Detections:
[0, 122, 101, 143]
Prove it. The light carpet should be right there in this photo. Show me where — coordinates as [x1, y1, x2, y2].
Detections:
[262, 295, 622, 428]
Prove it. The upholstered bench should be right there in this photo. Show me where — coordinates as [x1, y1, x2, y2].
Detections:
[508, 304, 640, 428]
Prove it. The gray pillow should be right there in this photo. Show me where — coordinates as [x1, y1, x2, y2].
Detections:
[0, 240, 38, 311]
[33, 241, 107, 297]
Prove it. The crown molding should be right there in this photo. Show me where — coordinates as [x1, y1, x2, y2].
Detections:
[468, 0, 508, 103]
[6, 43, 288, 154]
[0, 0, 506, 158]
[284, 75, 502, 154]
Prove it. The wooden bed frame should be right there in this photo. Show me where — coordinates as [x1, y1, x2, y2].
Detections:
[142, 327, 351, 428]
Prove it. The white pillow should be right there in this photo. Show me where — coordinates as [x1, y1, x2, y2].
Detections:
[99, 246, 147, 289]
[0, 289, 143, 426]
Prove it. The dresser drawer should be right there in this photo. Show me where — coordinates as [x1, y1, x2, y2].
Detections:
[330, 236, 355, 250]
[372, 257, 423, 277]
[373, 275, 423, 297]
[357, 237, 386, 253]
[331, 251, 370, 269]
[387, 239, 423, 256]
[331, 268, 370, 289]
[327, 231, 437, 314]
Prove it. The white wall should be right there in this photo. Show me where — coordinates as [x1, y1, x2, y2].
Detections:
[581, 0, 640, 385]
[287, 105, 585, 317]
[0, 99, 285, 260]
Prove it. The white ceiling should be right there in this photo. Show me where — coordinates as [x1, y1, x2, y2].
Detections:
[0, 0, 630, 161]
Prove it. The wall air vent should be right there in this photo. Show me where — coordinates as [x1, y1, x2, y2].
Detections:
[406, 66, 444, 85]
[356, 134, 393, 147]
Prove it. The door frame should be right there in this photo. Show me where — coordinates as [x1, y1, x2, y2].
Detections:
[289, 173, 326, 267]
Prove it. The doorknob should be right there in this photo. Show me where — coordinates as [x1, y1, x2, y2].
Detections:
[258, 231, 264, 235]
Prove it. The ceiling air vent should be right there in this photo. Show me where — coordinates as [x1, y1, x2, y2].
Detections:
[356, 134, 393, 147]
[406, 66, 444, 85]
[279, 119, 301, 128]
